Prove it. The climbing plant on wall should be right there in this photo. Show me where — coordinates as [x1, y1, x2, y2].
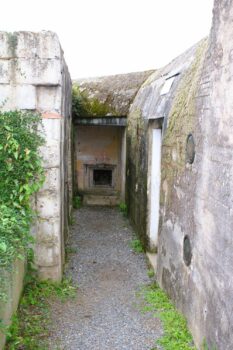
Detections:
[0, 110, 45, 295]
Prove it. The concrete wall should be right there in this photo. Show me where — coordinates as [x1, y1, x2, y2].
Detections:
[127, 1, 233, 348]
[157, 1, 233, 348]
[0, 259, 25, 350]
[127, 8, 233, 344]
[75, 125, 125, 205]
[126, 42, 201, 249]
[0, 31, 72, 280]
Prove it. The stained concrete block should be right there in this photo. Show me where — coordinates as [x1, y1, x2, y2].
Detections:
[0, 60, 10, 83]
[15, 85, 36, 109]
[35, 243, 60, 267]
[16, 31, 61, 59]
[14, 58, 61, 85]
[37, 218, 60, 243]
[40, 117, 61, 143]
[40, 167, 60, 193]
[0, 85, 11, 108]
[39, 142, 60, 168]
[37, 86, 61, 112]
[37, 265, 62, 282]
[0, 84, 36, 110]
[0, 32, 10, 58]
[37, 192, 60, 219]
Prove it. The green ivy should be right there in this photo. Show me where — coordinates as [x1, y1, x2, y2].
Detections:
[0, 110, 45, 298]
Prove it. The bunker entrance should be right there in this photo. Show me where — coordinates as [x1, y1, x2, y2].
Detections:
[74, 119, 127, 206]
[93, 169, 112, 186]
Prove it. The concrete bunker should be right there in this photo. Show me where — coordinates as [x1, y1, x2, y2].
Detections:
[73, 71, 153, 206]
[74, 119, 127, 206]
[1, 2, 233, 348]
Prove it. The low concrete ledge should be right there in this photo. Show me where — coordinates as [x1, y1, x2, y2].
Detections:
[0, 259, 25, 350]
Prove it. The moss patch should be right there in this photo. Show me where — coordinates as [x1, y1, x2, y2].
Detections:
[72, 84, 118, 118]
[161, 38, 208, 206]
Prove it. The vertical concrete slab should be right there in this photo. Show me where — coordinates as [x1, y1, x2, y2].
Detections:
[0, 31, 72, 282]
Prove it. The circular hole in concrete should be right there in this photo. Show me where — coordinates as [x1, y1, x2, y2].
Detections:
[183, 235, 192, 266]
[186, 134, 195, 164]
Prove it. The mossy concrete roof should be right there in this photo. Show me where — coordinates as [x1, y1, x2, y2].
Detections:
[73, 70, 155, 116]
[130, 39, 207, 121]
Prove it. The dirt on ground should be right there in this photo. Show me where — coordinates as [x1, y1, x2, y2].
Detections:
[48, 206, 163, 350]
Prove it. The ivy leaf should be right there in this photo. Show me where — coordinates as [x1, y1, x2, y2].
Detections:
[13, 151, 19, 160]
[0, 242, 7, 252]
[17, 254, 25, 261]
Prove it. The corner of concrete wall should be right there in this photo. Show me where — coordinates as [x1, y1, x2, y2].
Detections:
[0, 31, 72, 281]
[126, 103, 151, 248]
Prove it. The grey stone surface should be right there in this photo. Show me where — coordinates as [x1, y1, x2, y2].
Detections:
[74, 70, 155, 116]
[48, 207, 163, 350]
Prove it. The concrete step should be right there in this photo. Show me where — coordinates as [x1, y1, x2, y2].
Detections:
[83, 194, 120, 206]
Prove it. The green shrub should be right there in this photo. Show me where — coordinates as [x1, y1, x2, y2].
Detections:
[0, 110, 45, 301]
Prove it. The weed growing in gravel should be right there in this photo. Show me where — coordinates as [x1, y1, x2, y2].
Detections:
[147, 268, 155, 278]
[65, 246, 78, 255]
[130, 239, 144, 253]
[73, 195, 82, 209]
[119, 202, 128, 217]
[5, 275, 77, 350]
[141, 283, 196, 350]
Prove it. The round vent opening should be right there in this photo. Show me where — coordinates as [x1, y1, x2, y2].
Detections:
[183, 235, 192, 266]
[186, 134, 195, 164]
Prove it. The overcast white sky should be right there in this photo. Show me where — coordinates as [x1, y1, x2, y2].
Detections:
[1, 0, 214, 79]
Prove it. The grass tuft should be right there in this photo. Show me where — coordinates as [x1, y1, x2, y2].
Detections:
[141, 283, 196, 350]
[5, 276, 77, 349]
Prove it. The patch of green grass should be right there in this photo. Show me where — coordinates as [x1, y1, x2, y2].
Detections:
[147, 268, 155, 278]
[130, 239, 144, 253]
[73, 195, 82, 209]
[119, 202, 128, 217]
[141, 283, 196, 350]
[65, 246, 78, 255]
[5, 276, 77, 349]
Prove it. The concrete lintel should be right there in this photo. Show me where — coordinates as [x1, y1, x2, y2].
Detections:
[74, 117, 127, 127]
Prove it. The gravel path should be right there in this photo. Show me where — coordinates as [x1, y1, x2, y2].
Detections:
[49, 206, 163, 350]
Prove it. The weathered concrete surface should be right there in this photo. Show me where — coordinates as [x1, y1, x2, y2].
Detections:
[0, 259, 25, 350]
[48, 207, 163, 350]
[0, 31, 72, 280]
[74, 70, 154, 116]
[126, 41, 203, 250]
[156, 1, 233, 348]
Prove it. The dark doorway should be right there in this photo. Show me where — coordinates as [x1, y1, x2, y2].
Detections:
[93, 169, 112, 186]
